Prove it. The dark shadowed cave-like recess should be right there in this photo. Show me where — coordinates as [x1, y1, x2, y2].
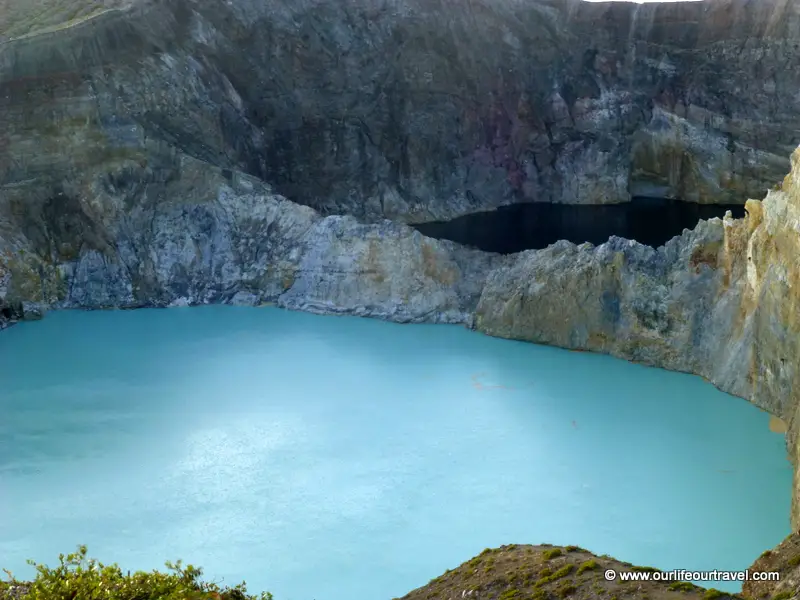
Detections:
[413, 198, 747, 254]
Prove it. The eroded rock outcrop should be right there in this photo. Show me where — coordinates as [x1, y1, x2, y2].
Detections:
[0, 149, 503, 331]
[1, 0, 799, 222]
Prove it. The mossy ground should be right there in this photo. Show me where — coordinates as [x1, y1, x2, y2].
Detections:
[396, 544, 744, 600]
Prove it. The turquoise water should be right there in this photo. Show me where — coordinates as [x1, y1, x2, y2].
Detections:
[0, 306, 791, 598]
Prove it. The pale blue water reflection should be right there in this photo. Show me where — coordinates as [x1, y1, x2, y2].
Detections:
[0, 306, 791, 598]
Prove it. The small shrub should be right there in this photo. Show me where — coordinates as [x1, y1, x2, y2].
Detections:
[772, 592, 792, 600]
[551, 565, 574, 580]
[667, 581, 698, 592]
[703, 589, 725, 600]
[786, 555, 800, 568]
[576, 560, 597, 575]
[542, 549, 562, 561]
[535, 564, 575, 587]
[1, 545, 272, 600]
[631, 566, 660, 573]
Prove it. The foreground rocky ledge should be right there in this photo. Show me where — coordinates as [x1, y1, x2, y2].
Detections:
[399, 537, 800, 600]
[6, 538, 800, 600]
[401, 544, 731, 600]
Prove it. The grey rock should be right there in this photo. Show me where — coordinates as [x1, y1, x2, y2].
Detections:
[1, 0, 799, 223]
[476, 147, 800, 525]
[0, 152, 500, 329]
[278, 215, 503, 323]
[20, 301, 44, 321]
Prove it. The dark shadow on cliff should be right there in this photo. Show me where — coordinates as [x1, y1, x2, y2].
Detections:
[413, 198, 746, 254]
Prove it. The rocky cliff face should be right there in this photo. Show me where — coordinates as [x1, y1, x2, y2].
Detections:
[1, 0, 799, 223]
[0, 148, 502, 331]
[476, 145, 800, 527]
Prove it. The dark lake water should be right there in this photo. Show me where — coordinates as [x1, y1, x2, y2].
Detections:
[414, 199, 746, 254]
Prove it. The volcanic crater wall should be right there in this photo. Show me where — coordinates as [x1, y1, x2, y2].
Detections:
[2, 0, 800, 582]
[1, 0, 800, 223]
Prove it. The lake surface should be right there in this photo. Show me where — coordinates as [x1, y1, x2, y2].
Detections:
[414, 199, 746, 254]
[0, 306, 791, 599]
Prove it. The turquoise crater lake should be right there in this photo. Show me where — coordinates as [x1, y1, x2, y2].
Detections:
[0, 306, 792, 598]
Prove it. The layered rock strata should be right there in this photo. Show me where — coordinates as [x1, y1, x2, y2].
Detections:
[1, 0, 799, 222]
[0, 150, 502, 330]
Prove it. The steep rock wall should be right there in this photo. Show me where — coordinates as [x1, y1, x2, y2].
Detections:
[476, 146, 800, 526]
[1, 0, 799, 222]
[0, 148, 503, 330]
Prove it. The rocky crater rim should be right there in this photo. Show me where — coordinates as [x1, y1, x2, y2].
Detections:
[2, 0, 798, 224]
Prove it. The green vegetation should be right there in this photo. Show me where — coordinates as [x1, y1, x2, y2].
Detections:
[535, 564, 574, 587]
[703, 589, 725, 600]
[557, 583, 578, 597]
[542, 549, 563, 560]
[667, 581, 698, 592]
[576, 560, 597, 575]
[771, 593, 792, 600]
[0, 546, 272, 600]
[786, 554, 800, 567]
[631, 566, 660, 573]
